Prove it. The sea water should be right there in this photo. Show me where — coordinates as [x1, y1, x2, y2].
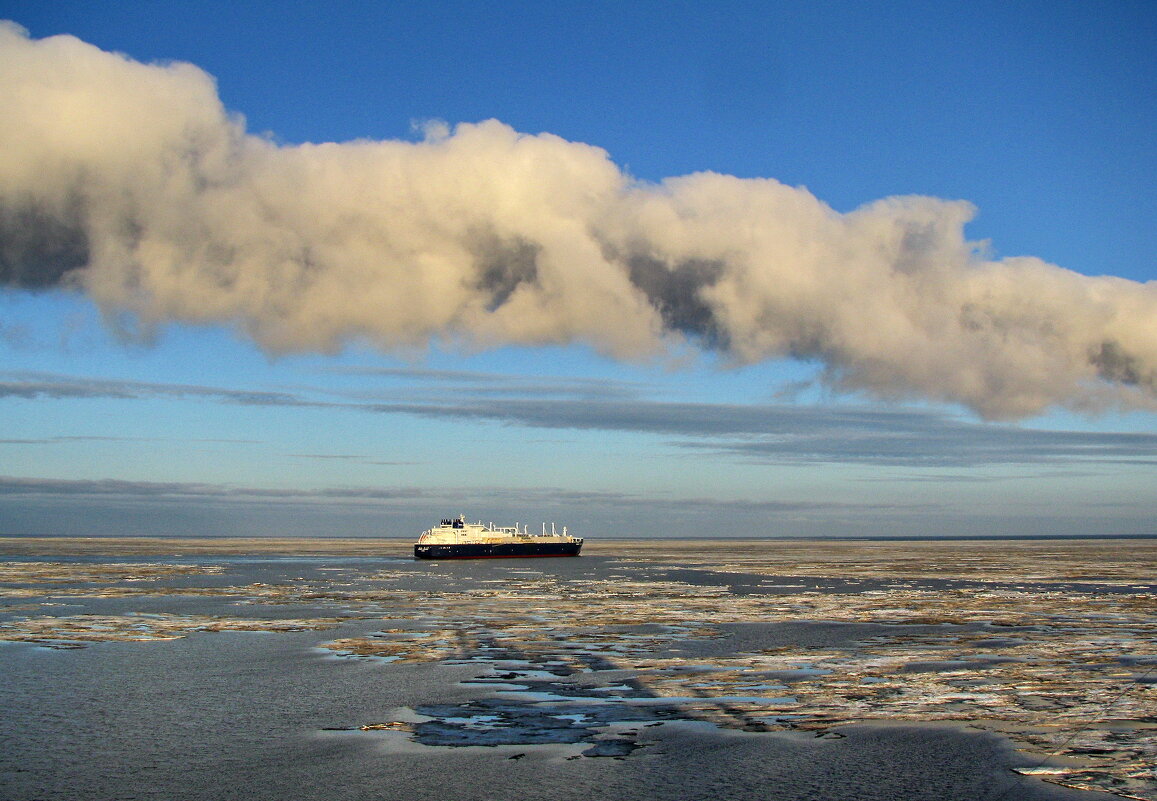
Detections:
[2, 538, 1153, 800]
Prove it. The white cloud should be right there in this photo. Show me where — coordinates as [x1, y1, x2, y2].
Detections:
[2, 23, 1155, 419]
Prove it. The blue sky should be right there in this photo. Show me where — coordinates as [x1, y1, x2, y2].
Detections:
[0, 1, 1154, 538]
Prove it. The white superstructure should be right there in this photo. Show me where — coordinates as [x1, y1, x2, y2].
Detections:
[416, 515, 578, 545]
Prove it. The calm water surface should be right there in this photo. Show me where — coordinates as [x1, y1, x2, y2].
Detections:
[4, 539, 1150, 801]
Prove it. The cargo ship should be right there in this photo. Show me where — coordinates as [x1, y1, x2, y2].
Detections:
[413, 515, 583, 559]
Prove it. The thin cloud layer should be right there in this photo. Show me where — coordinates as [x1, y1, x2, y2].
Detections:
[2, 23, 1155, 419]
[5, 370, 1156, 468]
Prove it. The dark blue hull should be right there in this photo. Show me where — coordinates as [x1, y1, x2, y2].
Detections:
[413, 541, 582, 559]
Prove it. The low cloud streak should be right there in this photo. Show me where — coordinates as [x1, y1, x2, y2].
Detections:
[2, 24, 1156, 419]
[5, 370, 1156, 468]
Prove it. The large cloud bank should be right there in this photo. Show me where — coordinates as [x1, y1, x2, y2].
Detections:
[2, 22, 1155, 419]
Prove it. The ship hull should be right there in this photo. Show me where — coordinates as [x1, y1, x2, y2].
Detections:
[414, 541, 582, 560]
